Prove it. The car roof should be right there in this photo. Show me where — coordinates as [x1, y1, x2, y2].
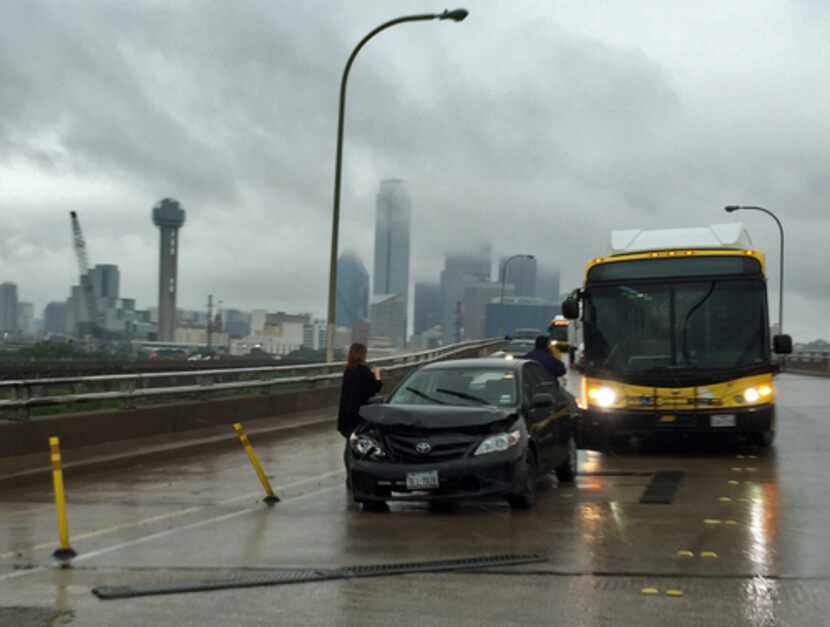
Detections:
[419, 358, 528, 371]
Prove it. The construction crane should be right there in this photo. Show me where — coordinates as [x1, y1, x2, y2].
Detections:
[69, 211, 101, 337]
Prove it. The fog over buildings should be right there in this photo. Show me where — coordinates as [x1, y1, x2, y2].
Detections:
[1, 1, 829, 341]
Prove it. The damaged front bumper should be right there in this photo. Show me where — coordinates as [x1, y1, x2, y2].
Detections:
[348, 448, 526, 502]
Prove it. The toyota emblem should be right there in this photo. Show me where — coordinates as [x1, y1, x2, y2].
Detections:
[415, 441, 432, 455]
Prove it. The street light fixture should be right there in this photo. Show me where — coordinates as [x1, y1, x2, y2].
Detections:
[324, 9, 469, 362]
[724, 205, 785, 334]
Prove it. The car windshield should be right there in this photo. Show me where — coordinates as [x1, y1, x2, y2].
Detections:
[389, 367, 518, 408]
[583, 279, 768, 373]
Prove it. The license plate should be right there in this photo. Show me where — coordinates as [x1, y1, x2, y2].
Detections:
[406, 470, 439, 490]
[711, 414, 736, 428]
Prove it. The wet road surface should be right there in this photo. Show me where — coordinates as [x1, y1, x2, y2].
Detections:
[1, 373, 829, 625]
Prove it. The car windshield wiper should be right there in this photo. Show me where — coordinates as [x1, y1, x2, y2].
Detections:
[435, 388, 491, 405]
[404, 386, 447, 405]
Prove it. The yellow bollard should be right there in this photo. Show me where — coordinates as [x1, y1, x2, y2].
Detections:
[233, 423, 279, 505]
[49, 437, 77, 563]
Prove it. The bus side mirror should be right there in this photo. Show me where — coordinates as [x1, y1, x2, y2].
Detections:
[562, 298, 579, 320]
[773, 334, 792, 355]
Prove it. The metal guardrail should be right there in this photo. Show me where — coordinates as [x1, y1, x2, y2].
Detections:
[0, 339, 503, 421]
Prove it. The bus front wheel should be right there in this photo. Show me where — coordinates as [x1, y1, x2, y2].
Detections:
[752, 430, 776, 448]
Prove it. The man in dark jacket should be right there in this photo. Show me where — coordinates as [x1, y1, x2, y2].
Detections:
[523, 335, 567, 378]
[337, 363, 382, 437]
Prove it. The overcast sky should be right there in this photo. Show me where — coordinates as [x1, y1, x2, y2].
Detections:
[1, 0, 828, 340]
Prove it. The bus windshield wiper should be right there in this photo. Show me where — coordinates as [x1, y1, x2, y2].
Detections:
[435, 388, 491, 405]
[405, 387, 447, 405]
[680, 281, 716, 364]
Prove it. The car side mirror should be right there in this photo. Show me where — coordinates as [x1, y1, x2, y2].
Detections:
[368, 395, 385, 405]
[561, 298, 579, 320]
[532, 392, 554, 408]
[773, 334, 792, 355]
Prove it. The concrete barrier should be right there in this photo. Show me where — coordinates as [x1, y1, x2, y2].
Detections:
[0, 343, 495, 460]
[781, 355, 830, 377]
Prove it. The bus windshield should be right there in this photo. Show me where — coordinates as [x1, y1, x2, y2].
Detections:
[582, 279, 768, 374]
[549, 324, 568, 342]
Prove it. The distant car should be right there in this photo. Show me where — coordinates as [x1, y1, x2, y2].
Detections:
[347, 358, 579, 510]
[491, 339, 535, 360]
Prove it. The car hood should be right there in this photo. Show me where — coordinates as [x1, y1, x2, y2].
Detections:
[359, 404, 516, 429]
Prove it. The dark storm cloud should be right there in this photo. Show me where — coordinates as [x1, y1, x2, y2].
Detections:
[0, 1, 828, 339]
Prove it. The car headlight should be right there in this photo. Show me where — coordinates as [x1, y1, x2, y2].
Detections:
[588, 386, 617, 408]
[740, 385, 772, 403]
[348, 433, 387, 460]
[504, 354, 515, 360]
[474, 430, 521, 456]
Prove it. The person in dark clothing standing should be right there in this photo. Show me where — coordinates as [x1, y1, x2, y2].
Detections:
[523, 335, 567, 378]
[338, 343, 382, 437]
[339, 343, 382, 490]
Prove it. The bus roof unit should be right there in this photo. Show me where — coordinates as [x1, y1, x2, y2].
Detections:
[610, 223, 752, 256]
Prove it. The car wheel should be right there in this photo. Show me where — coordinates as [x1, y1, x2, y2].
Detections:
[555, 434, 578, 483]
[428, 500, 454, 513]
[357, 498, 389, 512]
[507, 449, 537, 510]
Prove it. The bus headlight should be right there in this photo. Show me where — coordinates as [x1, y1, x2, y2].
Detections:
[588, 386, 617, 408]
[741, 385, 772, 403]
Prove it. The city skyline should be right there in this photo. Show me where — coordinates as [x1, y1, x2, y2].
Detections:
[1, 3, 828, 342]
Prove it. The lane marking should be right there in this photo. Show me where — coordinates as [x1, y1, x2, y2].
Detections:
[0, 482, 339, 583]
[0, 469, 344, 561]
[676, 550, 694, 558]
[4, 506, 54, 518]
[641, 587, 659, 595]
[665, 589, 684, 597]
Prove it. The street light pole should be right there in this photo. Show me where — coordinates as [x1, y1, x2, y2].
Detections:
[324, 9, 469, 363]
[724, 205, 785, 333]
[500, 254, 535, 304]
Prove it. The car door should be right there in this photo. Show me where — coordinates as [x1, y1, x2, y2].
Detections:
[523, 362, 557, 471]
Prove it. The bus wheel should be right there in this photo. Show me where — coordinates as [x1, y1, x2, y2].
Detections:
[753, 430, 776, 448]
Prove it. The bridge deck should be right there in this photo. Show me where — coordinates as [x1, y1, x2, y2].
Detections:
[0, 374, 828, 625]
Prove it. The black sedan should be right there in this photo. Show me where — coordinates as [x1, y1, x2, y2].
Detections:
[347, 358, 579, 510]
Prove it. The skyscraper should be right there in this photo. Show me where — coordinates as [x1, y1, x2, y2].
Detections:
[0, 282, 19, 333]
[91, 264, 120, 302]
[370, 293, 406, 347]
[373, 179, 411, 308]
[440, 245, 492, 338]
[414, 282, 442, 335]
[152, 198, 186, 342]
[44, 302, 68, 335]
[17, 302, 34, 336]
[463, 281, 513, 340]
[537, 267, 561, 303]
[499, 256, 537, 298]
[336, 252, 370, 328]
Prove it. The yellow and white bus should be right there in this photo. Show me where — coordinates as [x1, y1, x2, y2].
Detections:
[547, 316, 573, 363]
[562, 224, 792, 449]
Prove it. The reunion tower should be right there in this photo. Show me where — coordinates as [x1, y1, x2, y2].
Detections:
[152, 198, 186, 342]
